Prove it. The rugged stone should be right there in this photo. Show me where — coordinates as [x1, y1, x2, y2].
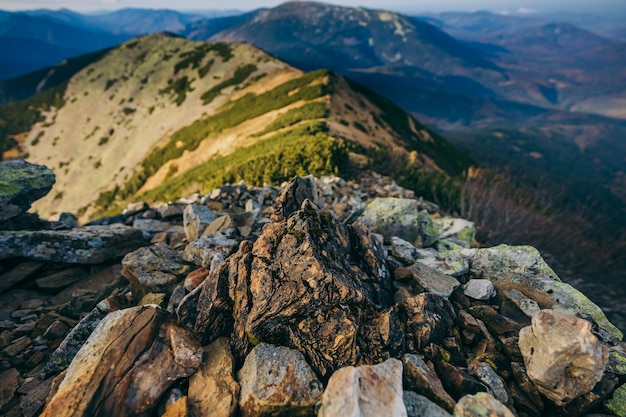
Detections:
[0, 368, 21, 409]
[0, 261, 47, 295]
[400, 293, 456, 353]
[407, 262, 460, 298]
[0, 225, 146, 264]
[502, 289, 541, 318]
[0, 159, 55, 222]
[182, 233, 238, 267]
[432, 217, 475, 249]
[184, 267, 210, 292]
[468, 361, 509, 405]
[519, 309, 609, 406]
[270, 176, 318, 222]
[43, 294, 129, 376]
[390, 236, 420, 265]
[183, 204, 217, 242]
[51, 264, 124, 307]
[453, 392, 515, 417]
[318, 358, 407, 417]
[463, 280, 496, 301]
[19, 376, 53, 417]
[188, 338, 239, 417]
[358, 197, 437, 246]
[35, 267, 87, 291]
[444, 245, 623, 343]
[402, 353, 456, 411]
[237, 343, 322, 417]
[404, 391, 452, 417]
[122, 242, 193, 301]
[195, 195, 395, 377]
[41, 305, 202, 417]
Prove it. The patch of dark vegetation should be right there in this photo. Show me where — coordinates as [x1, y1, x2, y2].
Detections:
[159, 76, 193, 106]
[201, 64, 257, 105]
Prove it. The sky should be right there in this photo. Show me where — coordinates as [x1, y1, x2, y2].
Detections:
[0, 0, 625, 14]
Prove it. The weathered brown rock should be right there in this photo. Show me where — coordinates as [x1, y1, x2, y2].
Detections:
[0, 262, 46, 295]
[35, 267, 87, 291]
[41, 305, 202, 417]
[0, 225, 146, 264]
[122, 242, 193, 301]
[519, 309, 609, 406]
[402, 353, 456, 411]
[318, 358, 407, 417]
[237, 342, 322, 417]
[453, 392, 515, 417]
[0, 368, 21, 409]
[188, 338, 240, 417]
[195, 194, 393, 377]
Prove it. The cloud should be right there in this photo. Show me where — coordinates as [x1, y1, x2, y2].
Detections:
[516, 7, 537, 14]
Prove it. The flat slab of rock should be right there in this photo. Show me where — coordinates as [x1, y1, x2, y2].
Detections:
[188, 338, 239, 417]
[122, 242, 193, 301]
[0, 224, 146, 264]
[184, 204, 217, 242]
[519, 309, 609, 406]
[237, 342, 322, 417]
[0, 159, 55, 222]
[407, 263, 460, 298]
[318, 358, 407, 417]
[41, 305, 202, 417]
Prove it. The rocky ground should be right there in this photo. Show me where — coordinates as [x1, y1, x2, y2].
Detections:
[0, 158, 625, 417]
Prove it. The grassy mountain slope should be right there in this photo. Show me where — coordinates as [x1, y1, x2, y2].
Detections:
[12, 33, 472, 222]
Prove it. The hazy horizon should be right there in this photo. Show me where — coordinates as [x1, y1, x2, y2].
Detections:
[0, 0, 625, 16]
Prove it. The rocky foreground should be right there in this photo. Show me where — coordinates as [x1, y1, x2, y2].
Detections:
[0, 159, 625, 417]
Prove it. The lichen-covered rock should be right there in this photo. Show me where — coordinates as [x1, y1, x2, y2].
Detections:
[605, 384, 626, 417]
[441, 245, 623, 344]
[519, 309, 609, 406]
[404, 391, 452, 417]
[358, 197, 437, 245]
[0, 224, 146, 263]
[41, 305, 202, 417]
[188, 338, 239, 417]
[402, 353, 456, 411]
[122, 242, 193, 301]
[432, 217, 475, 249]
[237, 343, 322, 417]
[453, 392, 515, 417]
[0, 159, 55, 223]
[318, 358, 407, 417]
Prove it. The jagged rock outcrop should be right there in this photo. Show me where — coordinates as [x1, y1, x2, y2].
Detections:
[1, 169, 624, 417]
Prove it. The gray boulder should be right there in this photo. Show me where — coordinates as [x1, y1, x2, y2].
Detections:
[0, 159, 55, 222]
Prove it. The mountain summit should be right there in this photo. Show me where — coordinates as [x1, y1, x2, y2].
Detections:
[10, 33, 471, 221]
